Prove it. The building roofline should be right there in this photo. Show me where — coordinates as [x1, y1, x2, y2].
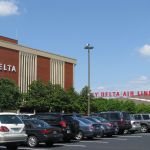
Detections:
[0, 40, 77, 64]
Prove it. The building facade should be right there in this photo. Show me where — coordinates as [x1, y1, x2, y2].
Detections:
[0, 36, 76, 92]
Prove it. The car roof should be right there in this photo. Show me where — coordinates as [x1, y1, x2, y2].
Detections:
[0, 112, 17, 115]
[98, 111, 128, 113]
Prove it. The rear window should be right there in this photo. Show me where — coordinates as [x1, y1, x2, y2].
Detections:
[62, 115, 73, 121]
[109, 113, 121, 120]
[30, 119, 50, 128]
[99, 113, 109, 120]
[134, 115, 142, 120]
[122, 112, 130, 120]
[36, 114, 61, 122]
[0, 115, 22, 124]
[142, 115, 150, 120]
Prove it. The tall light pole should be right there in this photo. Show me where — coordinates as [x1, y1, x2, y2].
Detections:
[84, 43, 94, 116]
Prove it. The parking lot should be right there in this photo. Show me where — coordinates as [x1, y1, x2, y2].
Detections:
[1, 133, 150, 150]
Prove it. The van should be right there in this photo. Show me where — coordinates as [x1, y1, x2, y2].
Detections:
[98, 111, 131, 134]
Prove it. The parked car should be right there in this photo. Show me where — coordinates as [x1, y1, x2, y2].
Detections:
[33, 113, 79, 142]
[22, 118, 63, 147]
[129, 115, 141, 134]
[97, 111, 131, 134]
[131, 114, 150, 133]
[0, 112, 27, 150]
[74, 117, 102, 140]
[86, 116, 118, 136]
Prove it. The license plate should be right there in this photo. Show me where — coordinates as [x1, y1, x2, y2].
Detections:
[53, 131, 57, 134]
[11, 128, 20, 132]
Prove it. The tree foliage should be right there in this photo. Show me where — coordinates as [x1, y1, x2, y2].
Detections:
[1, 78, 150, 114]
[0, 78, 22, 111]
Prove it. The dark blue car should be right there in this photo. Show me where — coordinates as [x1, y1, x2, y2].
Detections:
[22, 118, 63, 147]
[74, 117, 102, 140]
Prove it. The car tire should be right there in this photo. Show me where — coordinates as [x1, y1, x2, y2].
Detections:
[75, 131, 83, 140]
[100, 130, 104, 138]
[118, 129, 124, 134]
[7, 144, 18, 150]
[141, 125, 148, 133]
[27, 135, 38, 147]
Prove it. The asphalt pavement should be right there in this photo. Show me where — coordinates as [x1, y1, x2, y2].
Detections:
[1, 133, 150, 150]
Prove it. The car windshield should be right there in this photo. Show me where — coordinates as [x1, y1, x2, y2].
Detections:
[0, 115, 22, 124]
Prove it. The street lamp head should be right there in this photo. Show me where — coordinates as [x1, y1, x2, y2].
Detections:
[84, 43, 94, 50]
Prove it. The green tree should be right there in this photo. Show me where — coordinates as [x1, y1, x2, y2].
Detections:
[66, 87, 80, 113]
[79, 86, 94, 114]
[51, 84, 68, 112]
[135, 103, 150, 113]
[121, 100, 136, 113]
[24, 80, 48, 111]
[0, 78, 22, 111]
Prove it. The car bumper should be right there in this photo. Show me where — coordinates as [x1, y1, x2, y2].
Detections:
[129, 125, 141, 131]
[39, 133, 63, 143]
[104, 128, 116, 135]
[0, 133, 27, 144]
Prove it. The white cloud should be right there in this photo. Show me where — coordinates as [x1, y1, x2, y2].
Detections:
[139, 44, 150, 56]
[97, 86, 105, 90]
[130, 75, 149, 84]
[0, 0, 19, 16]
[93, 76, 150, 92]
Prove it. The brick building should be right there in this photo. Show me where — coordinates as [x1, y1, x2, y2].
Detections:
[0, 36, 76, 92]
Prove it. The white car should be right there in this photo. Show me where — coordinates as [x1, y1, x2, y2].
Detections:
[129, 115, 141, 134]
[0, 112, 27, 150]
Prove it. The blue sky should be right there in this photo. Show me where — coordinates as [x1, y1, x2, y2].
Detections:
[1, 0, 150, 92]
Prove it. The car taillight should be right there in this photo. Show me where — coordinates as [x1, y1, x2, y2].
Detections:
[118, 119, 125, 125]
[105, 123, 113, 127]
[0, 126, 9, 132]
[59, 120, 67, 128]
[40, 129, 52, 134]
[89, 125, 94, 130]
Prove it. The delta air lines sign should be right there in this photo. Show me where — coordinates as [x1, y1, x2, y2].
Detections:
[93, 91, 150, 98]
[0, 63, 16, 72]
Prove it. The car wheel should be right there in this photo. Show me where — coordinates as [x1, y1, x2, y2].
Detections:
[141, 125, 148, 133]
[75, 131, 83, 140]
[27, 135, 38, 147]
[118, 129, 124, 134]
[7, 144, 18, 150]
[100, 130, 104, 138]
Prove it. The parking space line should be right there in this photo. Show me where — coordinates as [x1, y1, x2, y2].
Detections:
[102, 137, 127, 141]
[81, 140, 109, 144]
[56, 143, 87, 147]
[19, 148, 44, 150]
[118, 135, 142, 138]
